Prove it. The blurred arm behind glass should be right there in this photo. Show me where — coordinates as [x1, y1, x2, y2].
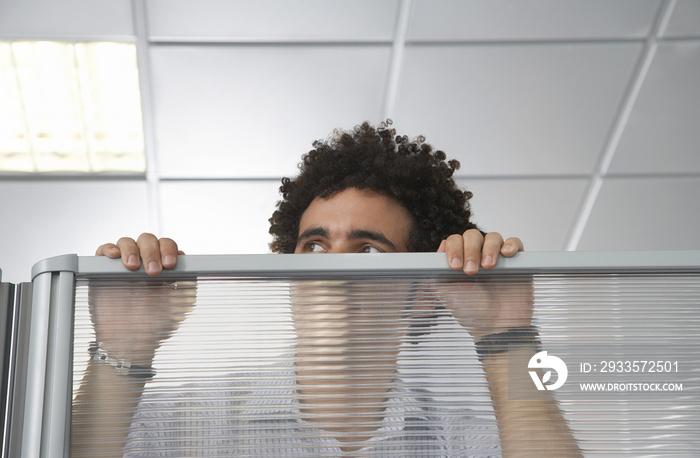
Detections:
[70, 280, 196, 457]
[441, 276, 582, 456]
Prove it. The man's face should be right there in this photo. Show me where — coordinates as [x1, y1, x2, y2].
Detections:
[294, 187, 412, 254]
[290, 188, 415, 414]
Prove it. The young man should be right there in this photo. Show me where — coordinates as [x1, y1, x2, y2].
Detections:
[77, 122, 580, 456]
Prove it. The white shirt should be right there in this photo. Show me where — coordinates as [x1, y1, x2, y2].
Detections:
[124, 366, 501, 457]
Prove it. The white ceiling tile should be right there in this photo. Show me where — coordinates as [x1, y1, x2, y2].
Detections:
[457, 178, 589, 252]
[159, 181, 282, 254]
[394, 43, 641, 176]
[146, 0, 399, 41]
[0, 0, 133, 39]
[0, 180, 149, 283]
[609, 41, 700, 174]
[662, 0, 700, 38]
[151, 45, 391, 179]
[577, 177, 700, 251]
[408, 0, 661, 42]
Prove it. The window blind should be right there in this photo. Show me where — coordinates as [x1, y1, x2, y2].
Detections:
[9, 252, 700, 457]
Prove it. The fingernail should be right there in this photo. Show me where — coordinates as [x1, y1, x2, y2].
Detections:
[127, 255, 138, 267]
[450, 257, 462, 269]
[147, 261, 160, 274]
[483, 255, 494, 266]
[164, 255, 175, 266]
[466, 261, 478, 273]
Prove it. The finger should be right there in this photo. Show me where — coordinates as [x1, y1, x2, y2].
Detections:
[136, 233, 163, 276]
[501, 237, 524, 257]
[115, 237, 141, 270]
[443, 230, 484, 275]
[481, 232, 505, 270]
[95, 243, 121, 259]
[442, 234, 466, 270]
[461, 229, 484, 275]
[159, 237, 180, 269]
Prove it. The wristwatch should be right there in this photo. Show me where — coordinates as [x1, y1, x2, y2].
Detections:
[475, 326, 542, 361]
[88, 341, 155, 378]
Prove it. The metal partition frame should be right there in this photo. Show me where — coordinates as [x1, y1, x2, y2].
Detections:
[2, 280, 32, 458]
[11, 250, 700, 457]
[0, 280, 13, 455]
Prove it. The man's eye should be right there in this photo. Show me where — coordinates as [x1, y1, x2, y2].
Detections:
[307, 242, 326, 253]
[360, 245, 382, 254]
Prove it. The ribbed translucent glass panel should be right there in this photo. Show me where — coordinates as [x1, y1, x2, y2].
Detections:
[69, 272, 699, 456]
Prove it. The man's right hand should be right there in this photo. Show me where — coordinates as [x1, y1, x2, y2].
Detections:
[95, 233, 183, 276]
[91, 233, 192, 366]
[75, 237, 195, 457]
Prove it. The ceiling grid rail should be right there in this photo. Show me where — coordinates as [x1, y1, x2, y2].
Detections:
[131, 0, 162, 234]
[564, 0, 677, 251]
[381, 0, 413, 121]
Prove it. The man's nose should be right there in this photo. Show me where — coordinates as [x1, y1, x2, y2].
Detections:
[325, 241, 354, 254]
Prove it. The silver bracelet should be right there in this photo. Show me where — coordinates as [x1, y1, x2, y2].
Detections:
[88, 341, 155, 379]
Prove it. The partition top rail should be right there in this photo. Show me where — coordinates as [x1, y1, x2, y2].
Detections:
[31, 251, 700, 280]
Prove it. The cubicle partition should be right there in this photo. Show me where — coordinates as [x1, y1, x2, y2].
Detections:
[0, 273, 11, 452]
[3, 252, 700, 456]
[2, 272, 32, 458]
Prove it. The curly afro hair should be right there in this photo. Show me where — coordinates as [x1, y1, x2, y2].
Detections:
[268, 121, 481, 253]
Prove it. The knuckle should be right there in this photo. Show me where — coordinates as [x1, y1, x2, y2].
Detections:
[116, 237, 136, 247]
[444, 234, 463, 246]
[95, 243, 113, 256]
[160, 237, 177, 247]
[508, 237, 525, 251]
[464, 228, 484, 239]
[136, 232, 156, 243]
[485, 233, 505, 246]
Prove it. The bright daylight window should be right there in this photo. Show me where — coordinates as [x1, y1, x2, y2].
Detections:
[0, 41, 145, 173]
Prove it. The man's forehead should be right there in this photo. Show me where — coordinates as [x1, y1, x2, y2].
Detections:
[296, 188, 411, 245]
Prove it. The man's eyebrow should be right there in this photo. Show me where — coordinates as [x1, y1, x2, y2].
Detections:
[348, 229, 397, 251]
[297, 227, 329, 242]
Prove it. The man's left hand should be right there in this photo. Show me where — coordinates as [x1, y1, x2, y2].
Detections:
[437, 229, 524, 275]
